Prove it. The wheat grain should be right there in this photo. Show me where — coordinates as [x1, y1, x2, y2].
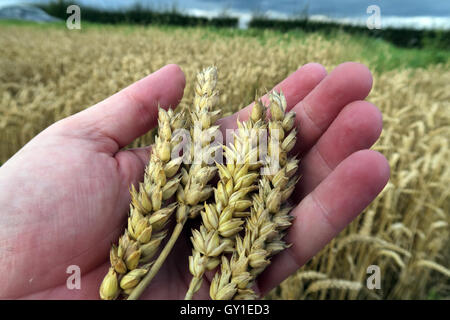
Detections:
[99, 108, 186, 300]
[185, 98, 267, 299]
[177, 66, 222, 219]
[127, 66, 222, 299]
[210, 91, 300, 300]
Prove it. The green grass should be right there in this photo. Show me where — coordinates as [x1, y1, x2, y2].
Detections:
[344, 33, 449, 72]
[0, 19, 65, 28]
[197, 27, 449, 71]
[427, 289, 442, 300]
[1, 20, 448, 73]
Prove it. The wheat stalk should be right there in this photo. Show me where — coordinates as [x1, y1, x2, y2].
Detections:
[336, 234, 412, 257]
[184, 99, 267, 299]
[127, 66, 222, 299]
[99, 107, 186, 300]
[414, 259, 450, 277]
[210, 90, 299, 300]
[305, 279, 363, 296]
[377, 249, 406, 269]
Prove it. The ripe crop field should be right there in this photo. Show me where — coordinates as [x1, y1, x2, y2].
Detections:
[0, 22, 449, 299]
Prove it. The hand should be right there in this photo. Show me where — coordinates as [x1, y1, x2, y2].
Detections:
[0, 63, 389, 299]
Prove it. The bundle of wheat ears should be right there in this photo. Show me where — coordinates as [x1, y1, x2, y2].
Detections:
[99, 66, 300, 300]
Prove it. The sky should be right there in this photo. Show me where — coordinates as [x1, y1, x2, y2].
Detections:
[2, 0, 450, 29]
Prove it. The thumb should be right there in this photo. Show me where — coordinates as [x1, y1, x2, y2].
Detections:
[53, 64, 186, 154]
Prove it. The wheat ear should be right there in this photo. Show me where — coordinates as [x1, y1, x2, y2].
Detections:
[99, 107, 186, 300]
[184, 99, 267, 300]
[177, 66, 222, 220]
[128, 66, 222, 299]
[252, 90, 298, 264]
[209, 90, 298, 300]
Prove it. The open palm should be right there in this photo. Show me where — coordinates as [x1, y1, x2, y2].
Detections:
[0, 63, 389, 299]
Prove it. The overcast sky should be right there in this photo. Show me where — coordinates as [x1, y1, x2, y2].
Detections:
[3, 0, 449, 17]
[3, 0, 450, 29]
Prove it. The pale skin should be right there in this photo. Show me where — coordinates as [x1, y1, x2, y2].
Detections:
[0, 62, 390, 299]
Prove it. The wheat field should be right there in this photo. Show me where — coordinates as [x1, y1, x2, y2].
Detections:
[0, 23, 449, 299]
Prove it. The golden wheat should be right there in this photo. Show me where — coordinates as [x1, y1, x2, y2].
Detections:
[185, 98, 267, 299]
[1, 24, 448, 300]
[127, 66, 222, 300]
[209, 91, 299, 300]
[99, 107, 186, 300]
